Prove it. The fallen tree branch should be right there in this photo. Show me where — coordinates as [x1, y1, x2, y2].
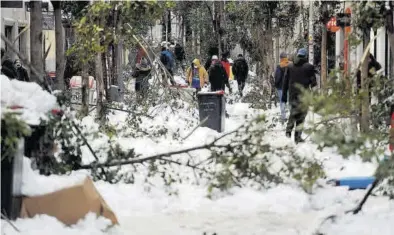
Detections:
[1, 213, 20, 232]
[79, 126, 242, 169]
[181, 116, 209, 141]
[346, 178, 380, 215]
[68, 102, 154, 119]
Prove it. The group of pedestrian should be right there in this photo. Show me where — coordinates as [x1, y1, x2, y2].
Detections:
[185, 52, 249, 95]
[1, 48, 29, 82]
[274, 47, 384, 144]
[274, 48, 317, 144]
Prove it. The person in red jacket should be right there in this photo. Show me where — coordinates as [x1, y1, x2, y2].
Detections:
[220, 51, 231, 80]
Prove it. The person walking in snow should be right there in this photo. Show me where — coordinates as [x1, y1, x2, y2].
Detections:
[282, 48, 317, 144]
[174, 43, 186, 73]
[160, 46, 175, 85]
[14, 59, 30, 82]
[186, 59, 208, 93]
[1, 48, 17, 79]
[132, 57, 152, 101]
[232, 54, 249, 97]
[220, 51, 231, 80]
[208, 55, 232, 93]
[274, 52, 289, 122]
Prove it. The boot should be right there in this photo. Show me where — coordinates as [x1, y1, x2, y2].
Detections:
[295, 131, 304, 144]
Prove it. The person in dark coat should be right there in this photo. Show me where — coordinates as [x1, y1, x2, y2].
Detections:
[282, 48, 317, 143]
[274, 52, 290, 122]
[174, 43, 186, 72]
[356, 54, 382, 104]
[232, 54, 249, 97]
[1, 48, 17, 79]
[132, 57, 152, 101]
[14, 59, 29, 82]
[208, 55, 232, 92]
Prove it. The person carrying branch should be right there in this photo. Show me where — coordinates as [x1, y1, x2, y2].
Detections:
[282, 48, 317, 144]
[186, 59, 208, 94]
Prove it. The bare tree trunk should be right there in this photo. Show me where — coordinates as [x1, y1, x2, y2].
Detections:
[389, 33, 394, 78]
[116, 11, 124, 102]
[52, 1, 65, 90]
[321, 24, 328, 92]
[360, 30, 370, 133]
[80, 65, 89, 117]
[215, 2, 221, 56]
[95, 52, 105, 125]
[30, 0, 44, 83]
[102, 52, 110, 101]
[192, 29, 195, 55]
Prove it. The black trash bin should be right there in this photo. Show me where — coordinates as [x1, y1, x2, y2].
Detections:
[1, 138, 24, 220]
[197, 91, 226, 133]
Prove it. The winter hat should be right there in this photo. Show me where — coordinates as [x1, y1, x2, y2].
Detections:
[297, 48, 307, 57]
[280, 52, 287, 59]
[212, 55, 218, 60]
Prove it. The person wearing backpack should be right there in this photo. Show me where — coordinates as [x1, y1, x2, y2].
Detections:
[174, 43, 186, 73]
[209, 55, 231, 92]
[160, 46, 175, 85]
[282, 48, 317, 144]
[232, 54, 249, 97]
[274, 52, 290, 122]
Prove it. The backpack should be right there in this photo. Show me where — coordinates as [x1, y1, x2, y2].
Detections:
[234, 59, 247, 75]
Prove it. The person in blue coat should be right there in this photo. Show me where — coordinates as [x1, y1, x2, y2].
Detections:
[160, 47, 175, 85]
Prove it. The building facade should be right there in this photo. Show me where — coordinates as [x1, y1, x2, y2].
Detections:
[1, 0, 57, 74]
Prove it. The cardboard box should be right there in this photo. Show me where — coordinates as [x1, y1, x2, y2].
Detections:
[20, 177, 119, 226]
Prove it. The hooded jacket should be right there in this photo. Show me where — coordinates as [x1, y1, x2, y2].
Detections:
[186, 59, 208, 88]
[282, 56, 316, 104]
[274, 58, 289, 89]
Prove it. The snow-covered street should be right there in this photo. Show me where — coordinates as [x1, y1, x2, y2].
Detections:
[2, 89, 393, 234]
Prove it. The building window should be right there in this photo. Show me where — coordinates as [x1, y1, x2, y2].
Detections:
[18, 27, 27, 57]
[4, 26, 13, 52]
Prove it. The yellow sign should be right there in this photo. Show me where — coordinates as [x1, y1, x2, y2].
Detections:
[309, 35, 313, 41]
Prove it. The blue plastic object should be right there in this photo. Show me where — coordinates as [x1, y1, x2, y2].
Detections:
[328, 176, 376, 190]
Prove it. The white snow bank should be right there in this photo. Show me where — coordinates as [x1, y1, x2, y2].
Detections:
[22, 157, 88, 196]
[1, 213, 114, 235]
[1, 75, 58, 125]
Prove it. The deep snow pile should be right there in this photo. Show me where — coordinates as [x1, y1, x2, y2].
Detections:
[2, 81, 394, 234]
[0, 75, 58, 125]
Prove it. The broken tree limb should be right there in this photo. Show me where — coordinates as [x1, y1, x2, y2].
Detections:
[1, 213, 20, 232]
[79, 126, 242, 169]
